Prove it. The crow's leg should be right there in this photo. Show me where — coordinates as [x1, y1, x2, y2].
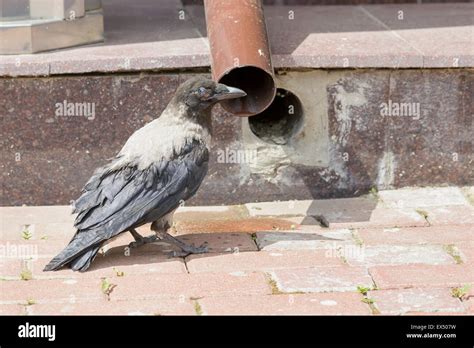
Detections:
[128, 228, 157, 248]
[155, 230, 208, 257]
[155, 231, 209, 256]
[151, 218, 208, 257]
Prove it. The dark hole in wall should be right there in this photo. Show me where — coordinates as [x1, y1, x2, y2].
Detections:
[248, 88, 304, 145]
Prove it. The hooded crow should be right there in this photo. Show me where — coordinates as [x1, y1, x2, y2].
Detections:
[44, 76, 246, 272]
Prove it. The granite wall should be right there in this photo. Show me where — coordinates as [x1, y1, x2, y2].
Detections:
[0, 69, 472, 206]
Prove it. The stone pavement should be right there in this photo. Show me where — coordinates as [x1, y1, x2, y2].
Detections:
[1, 186, 473, 315]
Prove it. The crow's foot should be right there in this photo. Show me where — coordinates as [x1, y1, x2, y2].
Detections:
[128, 229, 157, 248]
[167, 242, 209, 258]
[155, 230, 208, 257]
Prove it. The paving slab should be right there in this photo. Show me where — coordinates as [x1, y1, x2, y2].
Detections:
[246, 196, 428, 228]
[461, 186, 474, 205]
[113, 228, 259, 254]
[179, 232, 258, 253]
[367, 288, 466, 315]
[109, 272, 272, 300]
[369, 264, 474, 289]
[175, 205, 247, 222]
[186, 250, 345, 273]
[0, 252, 187, 280]
[0, 304, 26, 315]
[245, 200, 313, 217]
[424, 205, 474, 225]
[345, 245, 455, 266]
[404, 311, 466, 316]
[0, 277, 105, 303]
[174, 218, 296, 234]
[378, 187, 469, 208]
[458, 242, 474, 265]
[102, 225, 260, 253]
[464, 287, 474, 313]
[270, 266, 374, 293]
[303, 196, 429, 228]
[325, 206, 428, 229]
[25, 298, 196, 315]
[199, 292, 371, 315]
[0, 206, 75, 240]
[0, 235, 188, 279]
[358, 225, 474, 246]
[255, 229, 355, 251]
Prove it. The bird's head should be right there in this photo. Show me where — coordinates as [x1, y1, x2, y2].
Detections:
[174, 77, 246, 112]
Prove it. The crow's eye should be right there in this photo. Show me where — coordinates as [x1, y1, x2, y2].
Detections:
[197, 87, 211, 98]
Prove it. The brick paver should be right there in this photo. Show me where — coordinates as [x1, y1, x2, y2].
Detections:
[186, 250, 345, 273]
[255, 229, 355, 251]
[1, 256, 187, 281]
[358, 225, 474, 245]
[0, 304, 25, 315]
[424, 205, 474, 225]
[464, 288, 474, 313]
[369, 264, 474, 289]
[378, 187, 469, 208]
[108, 272, 272, 300]
[0, 277, 104, 303]
[458, 242, 474, 264]
[24, 298, 196, 315]
[199, 292, 371, 315]
[270, 266, 374, 293]
[367, 288, 466, 314]
[345, 245, 455, 266]
[178, 232, 258, 253]
[246, 196, 429, 229]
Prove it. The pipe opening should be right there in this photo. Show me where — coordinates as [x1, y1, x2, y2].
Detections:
[218, 66, 276, 116]
[248, 88, 303, 145]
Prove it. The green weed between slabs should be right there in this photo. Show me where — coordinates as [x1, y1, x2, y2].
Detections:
[415, 209, 429, 220]
[194, 301, 203, 315]
[444, 244, 463, 264]
[101, 278, 117, 300]
[451, 284, 471, 300]
[20, 270, 32, 281]
[21, 229, 33, 240]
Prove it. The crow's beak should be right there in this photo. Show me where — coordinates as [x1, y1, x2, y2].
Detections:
[213, 84, 247, 101]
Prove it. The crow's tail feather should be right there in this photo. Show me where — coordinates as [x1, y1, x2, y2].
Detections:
[69, 245, 101, 272]
[43, 233, 102, 272]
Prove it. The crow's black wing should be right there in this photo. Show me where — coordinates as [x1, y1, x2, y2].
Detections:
[44, 139, 209, 271]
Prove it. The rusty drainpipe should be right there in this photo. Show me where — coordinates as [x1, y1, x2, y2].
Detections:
[204, 0, 276, 116]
